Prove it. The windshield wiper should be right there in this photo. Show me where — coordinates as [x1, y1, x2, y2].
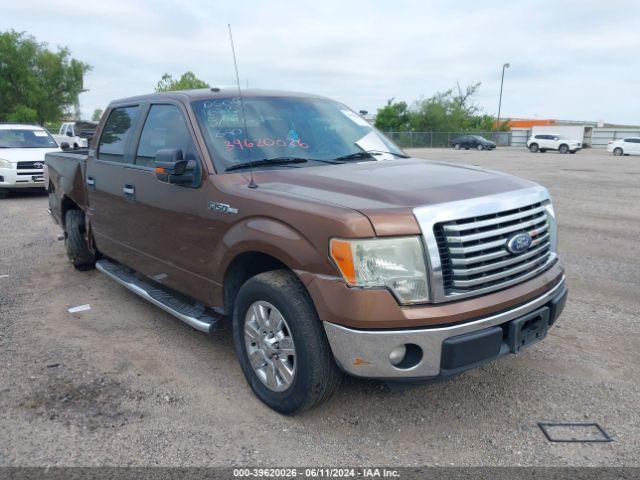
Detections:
[332, 152, 377, 162]
[225, 157, 309, 172]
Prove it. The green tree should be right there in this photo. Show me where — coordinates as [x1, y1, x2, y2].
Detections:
[375, 82, 509, 133]
[155, 71, 209, 92]
[0, 30, 91, 124]
[91, 108, 103, 121]
[374, 99, 412, 131]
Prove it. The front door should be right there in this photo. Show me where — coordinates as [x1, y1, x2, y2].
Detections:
[117, 102, 223, 303]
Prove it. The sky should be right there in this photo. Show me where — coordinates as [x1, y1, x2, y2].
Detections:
[2, 0, 639, 124]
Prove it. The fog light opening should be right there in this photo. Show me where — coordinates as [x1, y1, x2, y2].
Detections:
[389, 343, 423, 370]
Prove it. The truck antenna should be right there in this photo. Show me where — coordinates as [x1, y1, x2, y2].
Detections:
[228, 23, 257, 189]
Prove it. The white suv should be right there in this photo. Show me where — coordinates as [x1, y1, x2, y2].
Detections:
[0, 124, 60, 197]
[526, 134, 582, 154]
[607, 137, 640, 156]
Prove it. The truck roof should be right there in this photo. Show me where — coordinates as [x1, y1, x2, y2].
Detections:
[109, 88, 328, 106]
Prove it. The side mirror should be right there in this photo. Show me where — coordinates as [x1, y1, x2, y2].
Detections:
[154, 149, 193, 185]
[60, 141, 70, 150]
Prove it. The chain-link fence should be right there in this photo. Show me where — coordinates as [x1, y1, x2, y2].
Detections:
[384, 131, 511, 149]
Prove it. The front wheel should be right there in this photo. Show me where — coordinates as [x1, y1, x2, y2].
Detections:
[559, 144, 569, 154]
[232, 270, 341, 414]
[614, 147, 623, 156]
[476, 144, 484, 151]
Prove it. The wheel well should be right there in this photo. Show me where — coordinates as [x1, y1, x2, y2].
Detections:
[60, 196, 80, 228]
[223, 252, 288, 317]
[559, 143, 568, 149]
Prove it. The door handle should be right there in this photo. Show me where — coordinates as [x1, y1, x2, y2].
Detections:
[123, 185, 135, 202]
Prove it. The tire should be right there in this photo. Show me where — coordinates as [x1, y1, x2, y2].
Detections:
[454, 144, 460, 150]
[232, 269, 341, 414]
[529, 143, 539, 153]
[476, 144, 484, 151]
[559, 144, 569, 154]
[64, 209, 96, 271]
[614, 147, 623, 156]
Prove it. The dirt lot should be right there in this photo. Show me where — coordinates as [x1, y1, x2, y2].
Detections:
[0, 147, 639, 467]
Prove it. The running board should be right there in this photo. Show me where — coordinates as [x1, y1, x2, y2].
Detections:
[96, 259, 223, 333]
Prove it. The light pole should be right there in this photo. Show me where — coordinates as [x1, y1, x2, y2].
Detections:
[496, 62, 510, 132]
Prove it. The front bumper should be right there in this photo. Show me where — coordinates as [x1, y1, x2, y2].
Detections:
[0, 167, 45, 189]
[323, 277, 567, 380]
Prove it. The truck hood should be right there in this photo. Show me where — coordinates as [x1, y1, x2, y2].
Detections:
[252, 157, 537, 235]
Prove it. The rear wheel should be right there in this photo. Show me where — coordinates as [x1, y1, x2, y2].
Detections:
[559, 144, 569, 154]
[614, 147, 623, 156]
[529, 143, 539, 153]
[64, 209, 96, 271]
[232, 270, 341, 414]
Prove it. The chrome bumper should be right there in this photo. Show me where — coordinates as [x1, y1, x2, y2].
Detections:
[323, 277, 566, 379]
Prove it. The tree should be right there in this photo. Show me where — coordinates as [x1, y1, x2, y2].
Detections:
[374, 99, 412, 132]
[91, 108, 103, 121]
[0, 30, 91, 124]
[155, 71, 209, 92]
[375, 82, 509, 133]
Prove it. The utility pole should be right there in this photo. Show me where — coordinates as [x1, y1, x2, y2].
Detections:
[496, 62, 510, 132]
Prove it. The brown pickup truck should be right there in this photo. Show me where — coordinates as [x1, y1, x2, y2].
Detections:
[45, 89, 567, 414]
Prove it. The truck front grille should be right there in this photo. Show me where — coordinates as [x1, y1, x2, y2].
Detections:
[434, 201, 554, 296]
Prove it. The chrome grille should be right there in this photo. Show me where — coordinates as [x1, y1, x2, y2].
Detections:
[434, 201, 554, 296]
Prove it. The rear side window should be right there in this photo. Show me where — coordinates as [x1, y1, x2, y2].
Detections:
[135, 104, 195, 167]
[98, 106, 140, 163]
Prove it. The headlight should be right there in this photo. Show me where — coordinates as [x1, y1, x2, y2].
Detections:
[330, 237, 429, 304]
[0, 158, 12, 169]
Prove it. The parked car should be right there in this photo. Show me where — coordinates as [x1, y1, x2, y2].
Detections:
[607, 137, 640, 156]
[52, 121, 98, 149]
[45, 89, 567, 414]
[450, 135, 496, 150]
[0, 124, 60, 197]
[526, 134, 581, 154]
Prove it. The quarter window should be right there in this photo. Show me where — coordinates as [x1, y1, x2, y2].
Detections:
[98, 106, 140, 163]
[135, 104, 195, 167]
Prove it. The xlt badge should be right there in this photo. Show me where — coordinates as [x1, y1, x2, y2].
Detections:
[208, 201, 238, 215]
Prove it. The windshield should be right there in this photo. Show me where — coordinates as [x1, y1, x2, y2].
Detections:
[191, 96, 404, 171]
[0, 129, 58, 148]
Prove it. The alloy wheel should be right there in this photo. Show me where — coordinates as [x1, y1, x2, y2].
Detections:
[244, 301, 296, 392]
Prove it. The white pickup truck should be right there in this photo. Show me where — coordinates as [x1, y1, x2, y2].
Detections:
[51, 121, 97, 149]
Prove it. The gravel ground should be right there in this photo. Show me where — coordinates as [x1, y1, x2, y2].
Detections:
[0, 147, 638, 467]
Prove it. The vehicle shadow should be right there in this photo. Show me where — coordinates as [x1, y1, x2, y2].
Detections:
[1, 189, 48, 200]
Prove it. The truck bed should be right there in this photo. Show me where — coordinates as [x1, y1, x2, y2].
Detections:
[45, 150, 89, 227]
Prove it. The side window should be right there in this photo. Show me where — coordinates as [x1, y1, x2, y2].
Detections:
[535, 135, 543, 139]
[98, 106, 140, 163]
[135, 104, 195, 167]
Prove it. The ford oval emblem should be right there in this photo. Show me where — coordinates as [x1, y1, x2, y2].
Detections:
[506, 232, 532, 254]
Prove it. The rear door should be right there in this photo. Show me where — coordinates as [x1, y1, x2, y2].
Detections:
[86, 104, 144, 266]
